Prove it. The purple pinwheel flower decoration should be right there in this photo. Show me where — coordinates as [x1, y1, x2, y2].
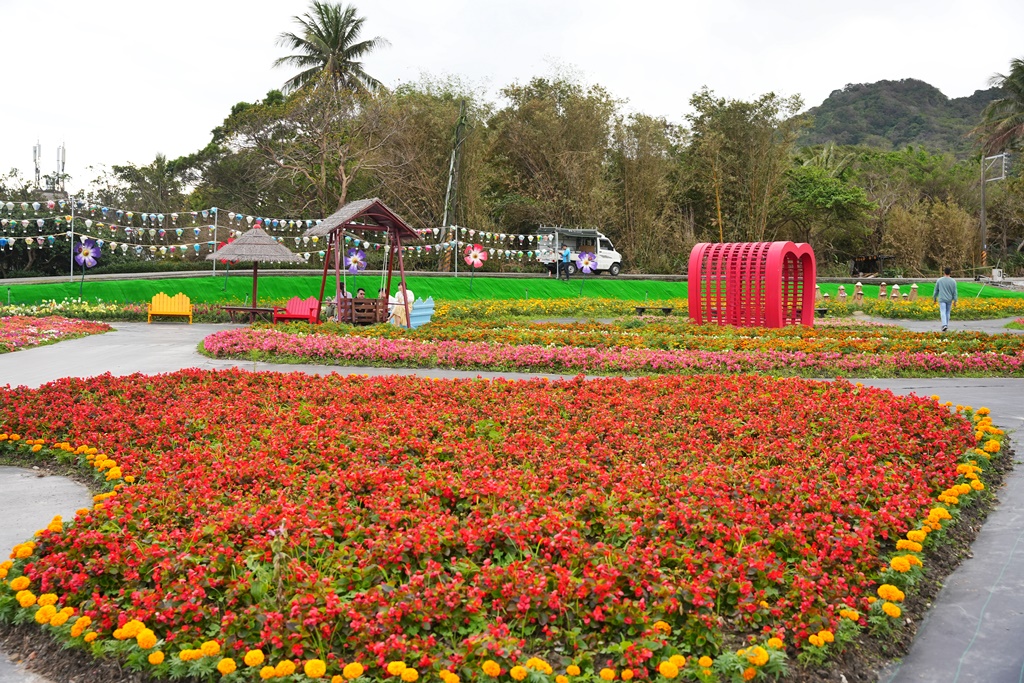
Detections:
[345, 248, 367, 274]
[576, 251, 597, 274]
[75, 239, 101, 269]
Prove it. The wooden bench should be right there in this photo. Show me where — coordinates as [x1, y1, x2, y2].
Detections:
[273, 296, 320, 324]
[148, 292, 193, 324]
[635, 306, 673, 316]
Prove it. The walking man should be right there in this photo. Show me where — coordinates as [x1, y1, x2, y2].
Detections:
[933, 267, 958, 332]
[560, 244, 572, 280]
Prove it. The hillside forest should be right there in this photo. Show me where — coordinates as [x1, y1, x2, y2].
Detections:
[2, 4, 1023, 278]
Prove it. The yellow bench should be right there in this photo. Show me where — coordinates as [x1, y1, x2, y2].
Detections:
[147, 292, 193, 324]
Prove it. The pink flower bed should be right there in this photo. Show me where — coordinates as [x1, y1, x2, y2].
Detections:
[0, 316, 111, 353]
[202, 327, 1024, 377]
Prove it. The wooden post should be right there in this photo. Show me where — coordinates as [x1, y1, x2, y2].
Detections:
[316, 234, 332, 322]
[394, 233, 412, 329]
[252, 261, 259, 307]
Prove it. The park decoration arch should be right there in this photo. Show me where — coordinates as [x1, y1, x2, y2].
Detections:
[304, 198, 421, 327]
[687, 241, 817, 328]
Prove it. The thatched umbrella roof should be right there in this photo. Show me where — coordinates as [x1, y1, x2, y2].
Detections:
[205, 226, 304, 264]
[206, 226, 304, 308]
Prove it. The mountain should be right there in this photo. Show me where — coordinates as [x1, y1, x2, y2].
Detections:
[798, 79, 1002, 157]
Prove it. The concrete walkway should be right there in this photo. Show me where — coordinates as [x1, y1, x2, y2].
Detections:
[0, 468, 92, 683]
[0, 321, 1022, 682]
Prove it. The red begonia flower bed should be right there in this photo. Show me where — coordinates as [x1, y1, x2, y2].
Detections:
[0, 371, 977, 680]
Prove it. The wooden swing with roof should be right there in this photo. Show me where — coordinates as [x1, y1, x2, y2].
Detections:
[303, 198, 421, 327]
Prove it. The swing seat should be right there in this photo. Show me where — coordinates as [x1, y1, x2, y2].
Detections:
[338, 297, 388, 325]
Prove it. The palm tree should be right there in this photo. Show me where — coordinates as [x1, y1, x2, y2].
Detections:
[974, 57, 1024, 154]
[274, 2, 389, 94]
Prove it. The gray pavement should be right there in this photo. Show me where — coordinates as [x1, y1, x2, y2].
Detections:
[0, 468, 92, 682]
[862, 314, 1024, 335]
[0, 320, 1023, 682]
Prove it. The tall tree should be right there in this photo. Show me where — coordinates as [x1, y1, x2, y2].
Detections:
[226, 76, 399, 214]
[275, 1, 389, 94]
[485, 77, 617, 231]
[685, 89, 804, 242]
[973, 57, 1024, 154]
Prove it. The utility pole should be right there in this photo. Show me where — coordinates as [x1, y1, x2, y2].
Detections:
[440, 99, 468, 274]
[980, 152, 1009, 265]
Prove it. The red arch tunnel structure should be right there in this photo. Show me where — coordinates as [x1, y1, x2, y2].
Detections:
[687, 241, 817, 328]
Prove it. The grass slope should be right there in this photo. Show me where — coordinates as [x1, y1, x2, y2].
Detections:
[4, 274, 1021, 305]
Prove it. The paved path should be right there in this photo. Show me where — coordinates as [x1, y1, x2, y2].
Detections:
[0, 321, 1022, 682]
[0, 468, 92, 683]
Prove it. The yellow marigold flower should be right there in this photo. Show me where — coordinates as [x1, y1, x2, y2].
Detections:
[896, 540, 923, 552]
[622, 670, 634, 681]
[808, 635, 822, 647]
[200, 640, 221, 657]
[511, 666, 529, 681]
[124, 475, 135, 483]
[148, 651, 165, 665]
[136, 629, 157, 650]
[9, 576, 30, 591]
[218, 658, 237, 675]
[333, 677, 344, 683]
[743, 668, 757, 681]
[890, 556, 912, 573]
[46, 517, 62, 533]
[698, 656, 713, 668]
[303, 659, 328, 679]
[652, 620, 671, 634]
[819, 630, 834, 644]
[105, 467, 122, 481]
[245, 650, 266, 667]
[49, 611, 70, 627]
[657, 661, 679, 679]
[482, 661, 501, 677]
[37, 593, 58, 607]
[984, 439, 1000, 453]
[260, 665, 277, 680]
[401, 668, 419, 682]
[907, 529, 927, 543]
[668, 655, 686, 668]
[566, 665, 582, 676]
[747, 646, 769, 667]
[35, 605, 57, 624]
[883, 602, 902, 618]
[846, 610, 861, 621]
[447, 676, 461, 683]
[121, 619, 145, 638]
[275, 660, 296, 676]
[557, 677, 569, 683]
[17, 590, 36, 608]
[343, 662, 365, 679]
[972, 480, 985, 491]
[14, 545, 32, 560]
[83, 631, 98, 643]
[387, 661, 408, 676]
[71, 616, 92, 637]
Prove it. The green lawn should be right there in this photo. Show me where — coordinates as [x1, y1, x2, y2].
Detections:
[3, 274, 1020, 305]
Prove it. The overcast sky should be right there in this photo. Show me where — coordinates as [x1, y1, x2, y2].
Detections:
[1, 0, 1021, 196]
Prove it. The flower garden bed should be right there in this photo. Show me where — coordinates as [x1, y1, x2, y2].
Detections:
[201, 321, 1024, 378]
[0, 316, 111, 353]
[0, 371, 1005, 682]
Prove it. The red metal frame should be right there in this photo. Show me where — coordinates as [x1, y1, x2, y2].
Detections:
[688, 241, 816, 328]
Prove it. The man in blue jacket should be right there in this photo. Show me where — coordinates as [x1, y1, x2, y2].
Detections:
[933, 267, 958, 332]
[560, 245, 572, 280]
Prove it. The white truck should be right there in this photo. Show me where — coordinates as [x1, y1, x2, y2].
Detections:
[536, 227, 623, 276]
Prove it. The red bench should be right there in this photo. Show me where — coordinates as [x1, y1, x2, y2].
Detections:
[272, 296, 320, 324]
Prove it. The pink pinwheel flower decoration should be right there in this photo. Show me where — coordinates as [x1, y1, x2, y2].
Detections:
[464, 244, 488, 268]
[576, 251, 597, 274]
